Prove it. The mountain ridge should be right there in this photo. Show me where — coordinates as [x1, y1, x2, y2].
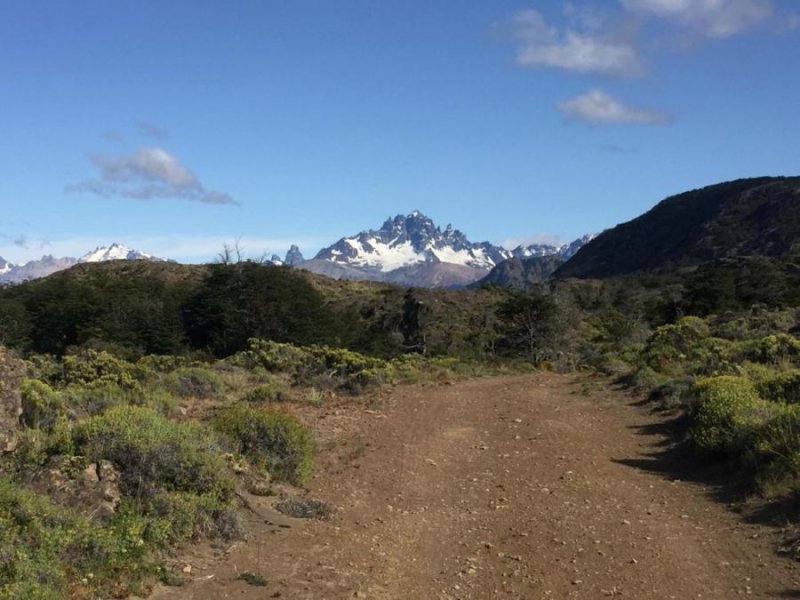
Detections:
[556, 176, 800, 279]
[297, 211, 590, 287]
[0, 243, 165, 284]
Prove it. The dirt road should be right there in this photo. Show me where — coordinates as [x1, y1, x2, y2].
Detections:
[151, 373, 800, 599]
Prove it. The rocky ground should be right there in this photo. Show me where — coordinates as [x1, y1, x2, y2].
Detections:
[149, 373, 800, 599]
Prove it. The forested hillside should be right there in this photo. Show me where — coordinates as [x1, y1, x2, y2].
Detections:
[557, 176, 800, 279]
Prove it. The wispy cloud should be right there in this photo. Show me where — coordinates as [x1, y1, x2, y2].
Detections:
[67, 147, 237, 205]
[619, 0, 773, 38]
[508, 8, 644, 77]
[557, 89, 671, 125]
[136, 120, 169, 140]
[500, 233, 566, 249]
[0, 232, 49, 250]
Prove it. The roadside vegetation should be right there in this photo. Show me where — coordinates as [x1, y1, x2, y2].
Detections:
[3, 253, 800, 595]
[559, 263, 800, 511]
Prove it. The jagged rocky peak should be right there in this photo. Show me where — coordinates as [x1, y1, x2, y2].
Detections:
[0, 256, 11, 275]
[313, 210, 510, 272]
[284, 244, 304, 265]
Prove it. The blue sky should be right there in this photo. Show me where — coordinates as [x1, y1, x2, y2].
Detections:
[1, 0, 798, 263]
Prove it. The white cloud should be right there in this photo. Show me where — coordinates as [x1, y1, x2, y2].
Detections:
[619, 0, 773, 38]
[557, 89, 671, 125]
[510, 9, 644, 77]
[67, 147, 237, 205]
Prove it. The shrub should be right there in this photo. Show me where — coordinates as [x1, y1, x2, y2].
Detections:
[624, 366, 667, 393]
[61, 350, 143, 389]
[73, 406, 234, 542]
[228, 338, 310, 373]
[0, 477, 149, 599]
[231, 339, 395, 392]
[213, 406, 312, 485]
[750, 334, 800, 366]
[60, 382, 137, 417]
[136, 354, 190, 374]
[242, 381, 289, 403]
[165, 367, 223, 399]
[647, 378, 692, 411]
[755, 370, 800, 404]
[753, 404, 800, 488]
[689, 376, 772, 455]
[24, 354, 62, 386]
[19, 379, 64, 430]
[644, 318, 736, 377]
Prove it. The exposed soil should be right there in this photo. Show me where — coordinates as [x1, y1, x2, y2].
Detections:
[149, 373, 800, 599]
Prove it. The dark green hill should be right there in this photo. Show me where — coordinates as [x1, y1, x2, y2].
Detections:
[556, 176, 800, 279]
[471, 255, 563, 290]
[0, 259, 509, 360]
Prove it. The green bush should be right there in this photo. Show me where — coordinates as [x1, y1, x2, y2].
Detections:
[19, 379, 64, 430]
[755, 369, 800, 404]
[230, 339, 310, 373]
[136, 354, 190, 374]
[60, 382, 136, 417]
[165, 367, 223, 399]
[750, 333, 800, 366]
[689, 376, 772, 455]
[242, 381, 289, 403]
[647, 378, 692, 411]
[0, 477, 150, 599]
[625, 366, 667, 393]
[213, 406, 312, 485]
[644, 317, 736, 377]
[61, 350, 143, 389]
[753, 404, 800, 487]
[24, 354, 62, 386]
[73, 406, 234, 542]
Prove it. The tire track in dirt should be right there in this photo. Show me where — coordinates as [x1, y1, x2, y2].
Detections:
[149, 373, 800, 599]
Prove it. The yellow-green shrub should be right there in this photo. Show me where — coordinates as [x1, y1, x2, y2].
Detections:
[755, 369, 800, 404]
[690, 376, 772, 454]
[73, 406, 235, 543]
[61, 350, 143, 389]
[0, 478, 150, 599]
[213, 406, 312, 485]
[19, 379, 64, 430]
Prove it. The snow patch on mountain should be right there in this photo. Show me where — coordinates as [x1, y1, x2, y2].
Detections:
[314, 212, 511, 273]
[79, 243, 161, 263]
[0, 243, 165, 284]
[303, 212, 593, 287]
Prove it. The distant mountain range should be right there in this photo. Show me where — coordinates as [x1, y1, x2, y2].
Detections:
[293, 211, 592, 287]
[556, 176, 800, 279]
[0, 243, 164, 284]
[5, 176, 797, 290]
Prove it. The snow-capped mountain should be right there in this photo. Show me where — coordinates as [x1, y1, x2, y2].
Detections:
[0, 243, 164, 284]
[507, 233, 595, 261]
[314, 211, 507, 273]
[297, 211, 592, 287]
[79, 243, 161, 263]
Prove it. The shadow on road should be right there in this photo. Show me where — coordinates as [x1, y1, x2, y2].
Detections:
[613, 402, 800, 530]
